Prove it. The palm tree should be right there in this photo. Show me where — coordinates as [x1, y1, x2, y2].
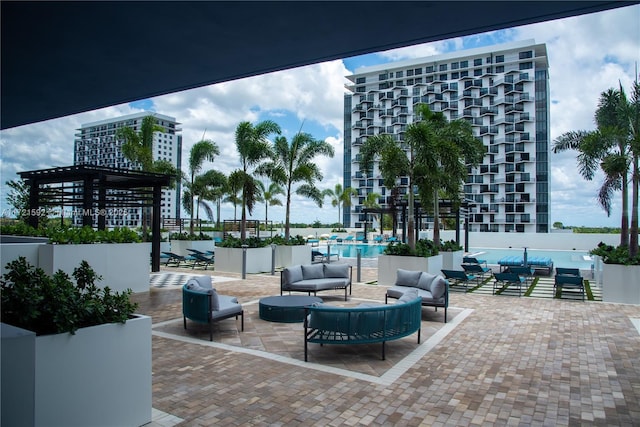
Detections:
[182, 170, 227, 233]
[259, 181, 285, 235]
[360, 134, 414, 246]
[362, 191, 382, 234]
[225, 170, 245, 222]
[323, 183, 357, 229]
[116, 115, 181, 239]
[185, 139, 220, 235]
[261, 132, 335, 239]
[234, 120, 281, 240]
[553, 81, 640, 254]
[408, 104, 485, 247]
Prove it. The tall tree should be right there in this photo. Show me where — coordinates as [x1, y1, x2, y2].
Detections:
[553, 81, 640, 254]
[360, 134, 414, 246]
[258, 181, 285, 234]
[234, 120, 281, 240]
[185, 139, 220, 235]
[323, 183, 357, 228]
[408, 104, 485, 246]
[261, 132, 335, 239]
[362, 191, 382, 234]
[225, 170, 245, 223]
[116, 115, 181, 239]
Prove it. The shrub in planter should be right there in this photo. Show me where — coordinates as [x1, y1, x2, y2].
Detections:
[168, 231, 212, 241]
[1, 257, 138, 335]
[47, 226, 141, 244]
[217, 236, 268, 248]
[265, 235, 306, 246]
[590, 242, 640, 265]
[440, 239, 462, 252]
[383, 238, 439, 257]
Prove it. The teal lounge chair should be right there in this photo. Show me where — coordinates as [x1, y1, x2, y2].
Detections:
[493, 272, 526, 297]
[329, 235, 338, 241]
[554, 272, 585, 300]
[463, 256, 487, 267]
[387, 236, 398, 243]
[441, 269, 476, 292]
[343, 235, 354, 243]
[507, 266, 535, 284]
[373, 235, 384, 243]
[462, 263, 491, 280]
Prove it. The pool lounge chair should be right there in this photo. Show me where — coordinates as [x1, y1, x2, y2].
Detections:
[311, 250, 340, 263]
[554, 273, 585, 301]
[387, 236, 398, 243]
[162, 251, 194, 267]
[373, 235, 384, 243]
[463, 256, 487, 267]
[190, 252, 215, 270]
[343, 235, 354, 243]
[493, 272, 526, 297]
[355, 235, 365, 242]
[441, 269, 476, 292]
[462, 263, 491, 280]
[328, 235, 338, 241]
[507, 266, 535, 284]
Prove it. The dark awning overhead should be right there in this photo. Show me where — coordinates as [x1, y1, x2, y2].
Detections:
[2, 1, 636, 129]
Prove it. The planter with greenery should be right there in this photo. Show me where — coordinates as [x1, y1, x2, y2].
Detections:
[214, 236, 272, 274]
[169, 232, 215, 257]
[377, 239, 443, 285]
[591, 242, 640, 304]
[267, 235, 311, 267]
[440, 240, 464, 271]
[1, 225, 150, 293]
[1, 258, 151, 427]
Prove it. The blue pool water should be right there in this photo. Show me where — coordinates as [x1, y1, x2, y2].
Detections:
[326, 243, 593, 269]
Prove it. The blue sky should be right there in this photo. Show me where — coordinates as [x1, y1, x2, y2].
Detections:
[1, 4, 639, 229]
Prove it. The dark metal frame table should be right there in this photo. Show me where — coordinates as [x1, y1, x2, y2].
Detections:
[258, 295, 322, 323]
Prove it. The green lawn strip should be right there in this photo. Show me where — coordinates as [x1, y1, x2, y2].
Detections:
[584, 280, 594, 301]
[467, 277, 492, 293]
[523, 277, 539, 297]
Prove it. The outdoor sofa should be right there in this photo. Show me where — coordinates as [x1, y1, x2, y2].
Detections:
[304, 290, 422, 361]
[385, 269, 449, 323]
[281, 263, 352, 301]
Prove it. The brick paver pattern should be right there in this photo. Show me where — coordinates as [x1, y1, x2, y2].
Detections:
[136, 263, 640, 426]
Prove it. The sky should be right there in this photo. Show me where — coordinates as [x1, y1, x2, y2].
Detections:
[1, 4, 639, 228]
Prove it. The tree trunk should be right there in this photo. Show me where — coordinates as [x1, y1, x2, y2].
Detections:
[630, 154, 639, 257]
[621, 173, 630, 247]
[285, 186, 292, 240]
[241, 191, 247, 241]
[433, 190, 440, 247]
[407, 190, 415, 249]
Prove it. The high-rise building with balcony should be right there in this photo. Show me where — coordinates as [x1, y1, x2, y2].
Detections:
[344, 39, 550, 233]
[73, 112, 182, 227]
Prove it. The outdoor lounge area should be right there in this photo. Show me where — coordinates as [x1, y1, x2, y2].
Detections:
[139, 260, 640, 426]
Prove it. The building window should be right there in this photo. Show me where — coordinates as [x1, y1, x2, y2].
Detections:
[519, 51, 533, 59]
[379, 73, 388, 81]
[356, 77, 366, 84]
[415, 77, 423, 84]
[495, 55, 505, 63]
[414, 68, 423, 75]
[474, 69, 482, 76]
[407, 69, 414, 76]
[474, 58, 482, 66]
[451, 72, 459, 79]
[519, 62, 533, 70]
[460, 60, 468, 68]
[439, 74, 447, 81]
[451, 62, 459, 70]
[496, 65, 505, 73]
[356, 86, 366, 93]
[439, 64, 447, 71]
[396, 70, 403, 78]
[460, 71, 469, 77]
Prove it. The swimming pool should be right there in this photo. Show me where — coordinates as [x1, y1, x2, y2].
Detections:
[468, 247, 593, 270]
[327, 243, 593, 269]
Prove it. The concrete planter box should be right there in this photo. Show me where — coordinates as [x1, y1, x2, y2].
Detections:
[377, 254, 443, 286]
[214, 246, 272, 274]
[38, 243, 150, 293]
[275, 245, 312, 268]
[1, 315, 152, 427]
[0, 242, 45, 276]
[441, 250, 464, 271]
[170, 239, 215, 257]
[602, 263, 640, 305]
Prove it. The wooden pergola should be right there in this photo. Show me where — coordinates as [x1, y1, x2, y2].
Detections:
[18, 165, 171, 272]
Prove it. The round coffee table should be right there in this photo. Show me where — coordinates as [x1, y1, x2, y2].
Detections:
[259, 295, 322, 323]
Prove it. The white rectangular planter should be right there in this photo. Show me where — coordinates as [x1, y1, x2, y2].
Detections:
[275, 245, 312, 268]
[0, 242, 45, 276]
[38, 243, 150, 293]
[602, 264, 640, 305]
[214, 246, 272, 274]
[170, 239, 215, 257]
[441, 250, 464, 271]
[2, 315, 152, 427]
[377, 254, 443, 286]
